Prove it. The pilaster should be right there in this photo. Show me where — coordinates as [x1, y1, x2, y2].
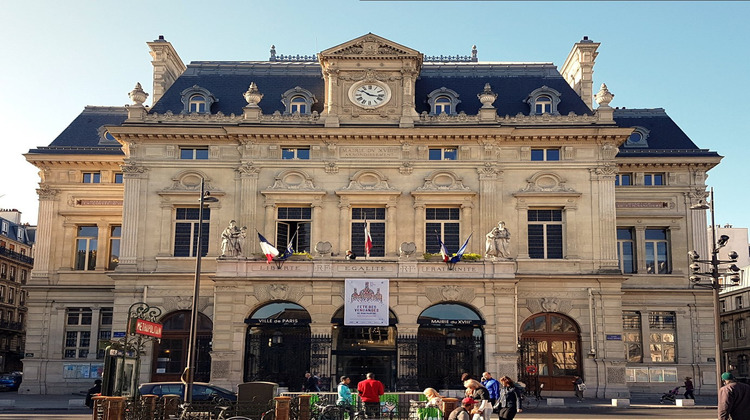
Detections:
[118, 164, 148, 271]
[32, 186, 59, 279]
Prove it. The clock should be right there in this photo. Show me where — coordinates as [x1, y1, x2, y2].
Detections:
[349, 81, 391, 109]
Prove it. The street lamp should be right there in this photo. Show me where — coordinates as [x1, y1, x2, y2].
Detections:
[689, 187, 741, 394]
[184, 178, 218, 404]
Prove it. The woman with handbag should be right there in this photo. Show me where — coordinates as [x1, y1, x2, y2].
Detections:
[572, 376, 585, 402]
[496, 376, 522, 420]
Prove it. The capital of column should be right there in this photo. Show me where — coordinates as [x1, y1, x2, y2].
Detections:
[36, 185, 60, 200]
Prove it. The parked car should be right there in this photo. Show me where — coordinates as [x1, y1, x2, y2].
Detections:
[138, 382, 237, 401]
[0, 372, 22, 391]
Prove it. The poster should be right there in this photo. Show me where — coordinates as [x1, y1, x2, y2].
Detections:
[344, 279, 389, 326]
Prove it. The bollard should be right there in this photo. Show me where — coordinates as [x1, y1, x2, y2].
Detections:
[442, 397, 458, 420]
[163, 394, 181, 419]
[298, 394, 312, 420]
[275, 396, 292, 420]
[92, 396, 107, 420]
[141, 395, 158, 416]
[105, 396, 126, 420]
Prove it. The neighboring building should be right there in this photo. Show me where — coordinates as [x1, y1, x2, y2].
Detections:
[711, 225, 750, 268]
[719, 264, 750, 382]
[0, 209, 33, 372]
[23, 34, 722, 396]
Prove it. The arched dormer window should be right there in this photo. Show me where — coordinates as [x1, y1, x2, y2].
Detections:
[625, 126, 650, 148]
[281, 87, 316, 115]
[526, 86, 562, 116]
[427, 88, 461, 116]
[180, 85, 218, 114]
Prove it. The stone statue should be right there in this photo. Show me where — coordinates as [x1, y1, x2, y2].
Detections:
[221, 220, 241, 257]
[485, 221, 511, 259]
[237, 226, 248, 257]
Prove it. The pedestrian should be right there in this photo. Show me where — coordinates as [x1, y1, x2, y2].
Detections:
[461, 373, 475, 397]
[357, 372, 385, 418]
[346, 250, 357, 260]
[448, 397, 475, 420]
[464, 379, 491, 420]
[423, 387, 443, 407]
[572, 376, 585, 402]
[719, 371, 750, 420]
[683, 376, 695, 400]
[481, 372, 500, 410]
[337, 376, 355, 418]
[85, 379, 102, 409]
[495, 376, 522, 420]
[304, 372, 320, 392]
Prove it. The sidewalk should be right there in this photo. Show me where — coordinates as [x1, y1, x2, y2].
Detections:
[0, 391, 90, 411]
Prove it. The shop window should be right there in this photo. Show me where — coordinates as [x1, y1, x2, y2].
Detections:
[351, 208, 385, 257]
[528, 209, 563, 259]
[649, 312, 676, 362]
[174, 208, 210, 257]
[425, 208, 460, 254]
[75, 226, 98, 270]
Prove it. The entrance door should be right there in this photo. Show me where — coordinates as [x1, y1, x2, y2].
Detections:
[336, 352, 395, 390]
[151, 311, 212, 382]
[520, 313, 581, 392]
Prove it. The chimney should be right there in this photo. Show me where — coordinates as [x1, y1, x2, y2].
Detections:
[147, 35, 187, 105]
[560, 36, 601, 110]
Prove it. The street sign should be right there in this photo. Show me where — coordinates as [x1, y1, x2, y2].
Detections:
[130, 318, 163, 338]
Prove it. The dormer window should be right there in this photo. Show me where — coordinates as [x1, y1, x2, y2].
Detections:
[281, 87, 316, 115]
[180, 85, 218, 114]
[626, 127, 650, 148]
[526, 86, 562, 116]
[427, 88, 461, 116]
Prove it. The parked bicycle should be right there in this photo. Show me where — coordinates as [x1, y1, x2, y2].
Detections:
[312, 399, 366, 420]
[521, 383, 544, 410]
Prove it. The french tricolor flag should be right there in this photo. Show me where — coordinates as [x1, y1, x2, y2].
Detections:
[257, 232, 279, 263]
[437, 234, 450, 262]
[364, 218, 373, 258]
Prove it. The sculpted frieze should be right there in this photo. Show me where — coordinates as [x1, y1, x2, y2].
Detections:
[416, 171, 471, 192]
[255, 284, 305, 303]
[526, 297, 573, 315]
[425, 285, 475, 304]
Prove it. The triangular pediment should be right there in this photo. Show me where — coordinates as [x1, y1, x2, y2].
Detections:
[320, 33, 422, 60]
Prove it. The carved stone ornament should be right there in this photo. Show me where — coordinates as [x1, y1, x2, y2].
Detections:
[342, 170, 396, 191]
[399, 242, 417, 257]
[236, 162, 260, 176]
[36, 185, 59, 200]
[255, 284, 304, 303]
[526, 297, 573, 315]
[595, 83, 614, 108]
[327, 34, 413, 58]
[163, 172, 218, 192]
[268, 170, 318, 191]
[399, 162, 413, 175]
[594, 164, 618, 176]
[315, 241, 333, 255]
[425, 285, 475, 304]
[601, 142, 618, 160]
[121, 164, 147, 175]
[163, 296, 210, 314]
[520, 172, 576, 193]
[477, 83, 498, 109]
[128, 82, 149, 106]
[416, 171, 471, 191]
[243, 82, 263, 107]
[325, 162, 339, 174]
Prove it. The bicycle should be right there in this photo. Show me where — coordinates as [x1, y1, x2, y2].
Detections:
[520, 383, 544, 410]
[313, 399, 366, 420]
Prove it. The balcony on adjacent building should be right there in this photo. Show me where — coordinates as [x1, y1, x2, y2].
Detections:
[0, 247, 33, 266]
[0, 321, 23, 332]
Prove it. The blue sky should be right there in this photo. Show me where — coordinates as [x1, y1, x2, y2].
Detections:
[1, 1, 748, 231]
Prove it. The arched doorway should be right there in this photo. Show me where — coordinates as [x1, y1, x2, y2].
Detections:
[151, 310, 213, 382]
[331, 307, 398, 391]
[244, 301, 311, 390]
[520, 313, 581, 392]
[417, 303, 485, 390]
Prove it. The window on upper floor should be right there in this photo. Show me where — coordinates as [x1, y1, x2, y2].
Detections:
[427, 87, 461, 116]
[351, 208, 385, 257]
[109, 226, 121, 270]
[8, 266, 15, 281]
[526, 86, 562, 116]
[535, 95, 553, 114]
[531, 148, 560, 161]
[425, 208, 460, 254]
[0, 286, 4, 302]
[625, 127, 650, 148]
[721, 299, 726, 312]
[0, 222, 7, 235]
[615, 173, 632, 186]
[282, 148, 310, 160]
[180, 85, 217, 114]
[429, 148, 457, 161]
[644, 173, 665, 186]
[649, 312, 676, 362]
[721, 321, 730, 341]
[0, 263, 5, 279]
[617, 228, 636, 274]
[645, 228, 670, 274]
[276, 207, 311, 254]
[75, 226, 98, 271]
[281, 87, 317, 115]
[65, 307, 92, 359]
[19, 290, 25, 306]
[20, 269, 26, 284]
[17, 228, 24, 242]
[737, 319, 746, 339]
[188, 94, 207, 113]
[180, 147, 209, 160]
[528, 209, 563, 259]
[174, 207, 210, 257]
[7, 288, 14, 305]
[623, 311, 643, 363]
[739, 355, 750, 377]
[114, 173, 123, 184]
[82, 172, 101, 183]
[736, 296, 743, 309]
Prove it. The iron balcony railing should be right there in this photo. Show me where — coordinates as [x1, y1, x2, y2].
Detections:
[0, 247, 33, 265]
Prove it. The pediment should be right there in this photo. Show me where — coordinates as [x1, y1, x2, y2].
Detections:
[320, 33, 421, 60]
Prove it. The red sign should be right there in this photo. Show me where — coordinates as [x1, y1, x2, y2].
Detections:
[132, 318, 163, 338]
[525, 365, 537, 374]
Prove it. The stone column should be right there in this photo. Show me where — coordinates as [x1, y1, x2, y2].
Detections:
[386, 200, 397, 257]
[413, 202, 425, 252]
[460, 201, 473, 250]
[32, 186, 59, 278]
[593, 165, 618, 267]
[478, 165, 499, 233]
[119, 164, 148, 271]
[338, 201, 350, 254]
[237, 162, 260, 231]
[312, 202, 323, 251]
[634, 227, 647, 274]
[264, 201, 276, 254]
[88, 307, 101, 359]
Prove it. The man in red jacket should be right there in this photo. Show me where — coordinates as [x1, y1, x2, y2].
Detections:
[357, 372, 385, 418]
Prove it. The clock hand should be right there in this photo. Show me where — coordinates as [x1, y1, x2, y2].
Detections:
[362, 91, 376, 97]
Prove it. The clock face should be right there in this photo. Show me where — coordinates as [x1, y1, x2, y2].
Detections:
[350, 82, 390, 108]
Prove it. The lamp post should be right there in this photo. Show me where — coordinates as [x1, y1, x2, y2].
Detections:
[184, 178, 218, 404]
[689, 187, 741, 394]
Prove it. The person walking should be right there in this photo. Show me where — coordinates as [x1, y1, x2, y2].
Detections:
[337, 376, 355, 418]
[448, 398, 475, 420]
[683, 376, 695, 400]
[572, 376, 585, 402]
[481, 372, 500, 410]
[464, 379, 491, 420]
[719, 372, 750, 420]
[357, 372, 385, 418]
[304, 372, 320, 392]
[496, 376, 522, 420]
[85, 379, 102, 409]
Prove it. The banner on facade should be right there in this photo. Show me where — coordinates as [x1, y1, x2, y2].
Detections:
[344, 278, 389, 326]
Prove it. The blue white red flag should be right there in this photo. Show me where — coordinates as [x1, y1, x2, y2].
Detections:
[257, 232, 279, 263]
[437, 234, 450, 262]
[452, 233, 473, 263]
[364, 219, 373, 257]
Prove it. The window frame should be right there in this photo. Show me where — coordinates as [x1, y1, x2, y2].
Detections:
[617, 228, 636, 274]
[281, 87, 317, 115]
[645, 228, 671, 274]
[648, 312, 676, 363]
[351, 207, 386, 257]
[276, 207, 312, 254]
[426, 87, 461, 116]
[82, 172, 101, 184]
[644, 173, 665, 186]
[530, 148, 561, 161]
[425, 207, 460, 254]
[527, 209, 564, 259]
[179, 147, 209, 160]
[180, 85, 217, 114]
[526, 86, 562, 116]
[281, 148, 310, 160]
[428, 147, 458, 161]
[615, 173, 632, 186]
[74, 226, 99, 271]
[64, 307, 93, 359]
[108, 225, 121, 270]
[623, 311, 643, 363]
[173, 207, 211, 258]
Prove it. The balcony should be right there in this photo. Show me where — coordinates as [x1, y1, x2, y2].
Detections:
[0, 320, 23, 332]
[0, 247, 33, 266]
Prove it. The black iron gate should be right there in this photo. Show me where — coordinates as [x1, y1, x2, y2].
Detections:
[310, 334, 332, 391]
[244, 329, 312, 390]
[417, 333, 484, 390]
[397, 335, 418, 391]
[517, 338, 541, 393]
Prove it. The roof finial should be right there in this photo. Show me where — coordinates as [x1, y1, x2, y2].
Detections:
[270, 45, 277, 61]
[595, 83, 614, 108]
[471, 45, 478, 62]
[128, 82, 149, 106]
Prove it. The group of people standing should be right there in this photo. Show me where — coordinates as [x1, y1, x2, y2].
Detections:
[336, 372, 385, 418]
[425, 372, 521, 420]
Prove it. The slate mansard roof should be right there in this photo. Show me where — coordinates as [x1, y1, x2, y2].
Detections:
[28, 106, 127, 155]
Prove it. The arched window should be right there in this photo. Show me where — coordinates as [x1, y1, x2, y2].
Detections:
[180, 85, 218, 114]
[526, 86, 562, 116]
[151, 310, 213, 382]
[188, 95, 207, 113]
[434, 96, 452, 115]
[427, 88, 461, 116]
[625, 127, 650, 148]
[281, 87, 317, 115]
[535, 95, 552, 114]
[290, 96, 307, 114]
[520, 313, 581, 392]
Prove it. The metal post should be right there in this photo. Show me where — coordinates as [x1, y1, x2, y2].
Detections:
[707, 188, 723, 394]
[185, 178, 207, 403]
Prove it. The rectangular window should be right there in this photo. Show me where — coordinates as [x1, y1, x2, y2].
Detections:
[114, 173, 123, 184]
[644, 173, 665, 186]
[649, 312, 676, 362]
[8, 266, 15, 281]
[97, 308, 113, 359]
[281, 148, 310, 160]
[20, 269, 27, 284]
[109, 226, 121, 270]
[645, 228, 670, 274]
[737, 319, 746, 339]
[82, 172, 101, 183]
[428, 148, 457, 161]
[615, 173, 632, 186]
[0, 222, 7, 235]
[722, 322, 730, 341]
[173, 208, 210, 257]
[617, 228, 636, 274]
[351, 208, 385, 257]
[179, 147, 209, 160]
[528, 209, 563, 259]
[623, 311, 643, 363]
[7, 288, 14, 305]
[276, 207, 312, 254]
[530, 148, 560, 161]
[0, 286, 4, 302]
[19, 291, 25, 306]
[736, 296, 743, 309]
[425, 208, 460, 254]
[0, 264, 5, 279]
[65, 308, 92, 359]
[721, 299, 726, 312]
[75, 226, 98, 270]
